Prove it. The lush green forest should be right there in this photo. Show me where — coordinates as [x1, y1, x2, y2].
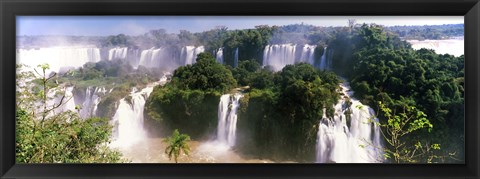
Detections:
[143, 23, 463, 162]
[16, 21, 464, 163]
[16, 64, 124, 163]
[145, 53, 340, 161]
[327, 24, 464, 162]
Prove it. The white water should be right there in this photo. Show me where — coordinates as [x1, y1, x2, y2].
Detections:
[78, 87, 107, 118]
[299, 44, 317, 64]
[215, 48, 224, 64]
[139, 47, 165, 68]
[182, 46, 205, 65]
[17, 47, 101, 73]
[263, 44, 317, 71]
[319, 47, 328, 70]
[408, 38, 464, 57]
[108, 47, 128, 61]
[60, 86, 77, 113]
[234, 48, 239, 67]
[110, 83, 158, 148]
[316, 82, 382, 163]
[17, 45, 209, 74]
[138, 46, 204, 71]
[216, 93, 243, 147]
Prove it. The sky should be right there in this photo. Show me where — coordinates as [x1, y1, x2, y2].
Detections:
[17, 16, 464, 36]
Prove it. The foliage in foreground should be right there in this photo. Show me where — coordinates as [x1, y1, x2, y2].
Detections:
[16, 64, 123, 163]
[328, 23, 464, 162]
[163, 129, 191, 163]
[375, 101, 446, 163]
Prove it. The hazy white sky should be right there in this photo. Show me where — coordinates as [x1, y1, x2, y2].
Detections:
[17, 16, 464, 36]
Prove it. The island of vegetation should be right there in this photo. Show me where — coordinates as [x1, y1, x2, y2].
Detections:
[16, 21, 464, 163]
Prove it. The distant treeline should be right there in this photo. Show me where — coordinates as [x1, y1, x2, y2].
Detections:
[385, 24, 464, 40]
[17, 23, 463, 49]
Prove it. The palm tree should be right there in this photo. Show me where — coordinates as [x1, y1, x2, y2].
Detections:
[163, 129, 191, 163]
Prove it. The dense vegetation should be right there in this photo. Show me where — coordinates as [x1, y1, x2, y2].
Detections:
[16, 21, 464, 163]
[16, 64, 123, 163]
[327, 24, 464, 162]
[145, 22, 463, 162]
[236, 63, 340, 161]
[145, 53, 236, 139]
[145, 51, 341, 161]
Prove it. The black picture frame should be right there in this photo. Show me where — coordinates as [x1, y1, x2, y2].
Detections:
[1, 0, 479, 178]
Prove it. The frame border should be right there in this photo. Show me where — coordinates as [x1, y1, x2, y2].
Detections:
[1, 0, 479, 178]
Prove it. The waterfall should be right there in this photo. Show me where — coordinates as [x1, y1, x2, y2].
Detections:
[110, 83, 157, 148]
[215, 48, 224, 64]
[136, 46, 206, 71]
[262, 44, 316, 71]
[108, 47, 128, 61]
[217, 93, 243, 147]
[127, 48, 141, 68]
[79, 87, 107, 118]
[234, 48, 239, 67]
[62, 86, 77, 112]
[181, 46, 205, 65]
[17, 47, 101, 73]
[316, 82, 382, 163]
[299, 44, 316, 64]
[319, 47, 328, 70]
[139, 47, 162, 67]
[138, 47, 176, 71]
[45, 86, 77, 117]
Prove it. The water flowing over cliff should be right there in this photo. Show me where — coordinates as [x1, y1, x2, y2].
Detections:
[110, 79, 167, 148]
[216, 93, 243, 147]
[17, 47, 101, 73]
[316, 82, 382, 163]
[233, 48, 239, 67]
[263, 44, 317, 71]
[108, 47, 128, 61]
[215, 48, 224, 64]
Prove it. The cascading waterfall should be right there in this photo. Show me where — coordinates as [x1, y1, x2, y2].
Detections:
[263, 44, 296, 71]
[300, 44, 316, 64]
[61, 86, 77, 112]
[78, 87, 107, 119]
[17, 45, 208, 74]
[108, 47, 128, 61]
[31, 85, 76, 119]
[316, 82, 382, 163]
[39, 85, 107, 120]
[319, 47, 328, 70]
[17, 47, 101, 73]
[234, 48, 239, 67]
[127, 48, 141, 68]
[110, 83, 158, 148]
[215, 48, 224, 64]
[139, 47, 164, 67]
[217, 93, 243, 147]
[137, 46, 204, 71]
[182, 46, 205, 65]
[262, 44, 316, 71]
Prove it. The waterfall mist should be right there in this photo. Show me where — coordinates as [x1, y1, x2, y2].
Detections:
[216, 93, 243, 147]
[316, 82, 383, 163]
[109, 79, 166, 149]
[262, 44, 317, 71]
